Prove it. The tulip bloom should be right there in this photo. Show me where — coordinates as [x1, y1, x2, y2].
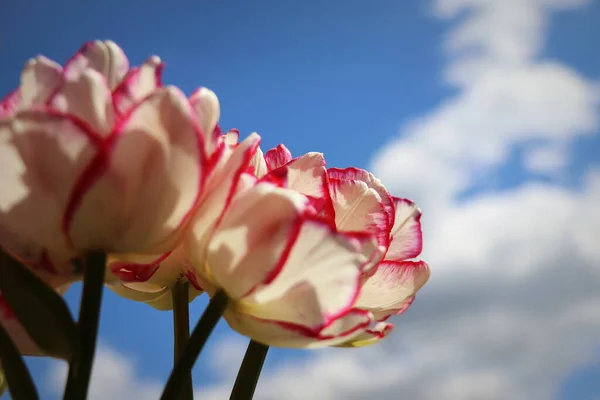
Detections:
[244, 144, 430, 346]
[0, 41, 221, 281]
[185, 168, 382, 348]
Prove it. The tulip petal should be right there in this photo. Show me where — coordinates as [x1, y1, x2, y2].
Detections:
[386, 197, 423, 260]
[329, 177, 390, 248]
[19, 57, 62, 108]
[113, 56, 163, 116]
[78, 40, 129, 90]
[264, 144, 292, 170]
[189, 87, 221, 157]
[356, 260, 429, 320]
[47, 68, 114, 137]
[239, 217, 379, 330]
[0, 111, 97, 270]
[328, 167, 394, 227]
[250, 146, 267, 177]
[68, 86, 204, 253]
[224, 307, 373, 348]
[0, 90, 21, 119]
[336, 321, 394, 347]
[206, 182, 308, 299]
[186, 134, 260, 267]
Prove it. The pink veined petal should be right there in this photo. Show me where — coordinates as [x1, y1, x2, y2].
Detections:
[19, 56, 63, 108]
[0, 111, 97, 272]
[355, 260, 430, 320]
[47, 68, 115, 137]
[189, 87, 221, 157]
[239, 216, 380, 330]
[67, 86, 204, 254]
[386, 197, 423, 261]
[329, 177, 391, 248]
[113, 56, 163, 116]
[224, 307, 373, 348]
[264, 144, 292, 170]
[0, 90, 21, 118]
[328, 167, 394, 228]
[205, 182, 308, 299]
[275, 152, 328, 198]
[78, 40, 130, 90]
[185, 134, 261, 269]
[336, 321, 394, 347]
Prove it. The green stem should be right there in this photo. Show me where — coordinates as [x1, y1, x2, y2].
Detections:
[63, 252, 106, 400]
[0, 323, 39, 400]
[172, 281, 193, 400]
[160, 290, 228, 400]
[229, 340, 269, 400]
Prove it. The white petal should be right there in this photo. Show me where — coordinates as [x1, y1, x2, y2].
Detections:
[113, 56, 163, 116]
[0, 112, 96, 270]
[185, 134, 260, 268]
[329, 177, 390, 248]
[206, 183, 307, 299]
[283, 152, 328, 198]
[386, 197, 423, 260]
[224, 308, 373, 348]
[68, 86, 204, 254]
[19, 56, 63, 108]
[189, 87, 220, 157]
[356, 260, 429, 319]
[250, 146, 267, 178]
[48, 68, 115, 136]
[241, 217, 379, 329]
[79, 40, 129, 90]
[336, 321, 394, 347]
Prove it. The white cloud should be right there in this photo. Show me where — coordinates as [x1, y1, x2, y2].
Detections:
[41, 1, 600, 399]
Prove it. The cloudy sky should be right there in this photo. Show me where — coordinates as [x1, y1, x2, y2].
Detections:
[1, 0, 599, 399]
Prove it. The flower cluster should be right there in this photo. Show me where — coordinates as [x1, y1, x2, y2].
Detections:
[0, 40, 429, 397]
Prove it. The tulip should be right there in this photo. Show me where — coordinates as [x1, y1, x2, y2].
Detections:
[243, 145, 431, 346]
[0, 40, 220, 282]
[182, 159, 382, 348]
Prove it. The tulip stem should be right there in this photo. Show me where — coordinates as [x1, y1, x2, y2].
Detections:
[63, 252, 106, 400]
[160, 290, 228, 400]
[172, 281, 193, 400]
[229, 340, 269, 400]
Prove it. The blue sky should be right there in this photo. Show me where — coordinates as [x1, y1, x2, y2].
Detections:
[1, 1, 599, 399]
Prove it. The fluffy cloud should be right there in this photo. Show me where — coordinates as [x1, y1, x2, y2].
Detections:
[42, 1, 600, 399]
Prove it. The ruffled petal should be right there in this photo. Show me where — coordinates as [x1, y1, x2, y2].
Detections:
[224, 307, 373, 349]
[386, 197, 423, 261]
[328, 167, 394, 228]
[356, 260, 429, 319]
[329, 176, 390, 248]
[336, 321, 394, 347]
[205, 182, 308, 299]
[113, 56, 163, 116]
[19, 56, 62, 108]
[77, 40, 129, 90]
